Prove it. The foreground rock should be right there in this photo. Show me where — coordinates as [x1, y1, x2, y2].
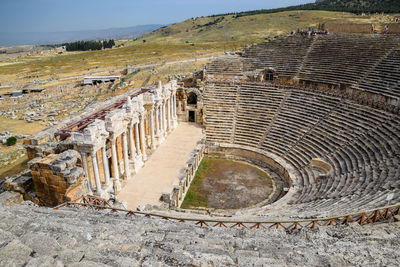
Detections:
[0, 201, 399, 266]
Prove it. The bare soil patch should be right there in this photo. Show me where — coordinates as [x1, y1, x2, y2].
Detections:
[182, 157, 273, 209]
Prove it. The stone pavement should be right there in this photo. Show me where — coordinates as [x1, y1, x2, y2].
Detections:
[118, 122, 204, 209]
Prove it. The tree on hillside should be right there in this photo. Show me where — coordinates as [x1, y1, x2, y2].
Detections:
[6, 136, 17, 146]
[102, 39, 115, 49]
[65, 40, 103, 51]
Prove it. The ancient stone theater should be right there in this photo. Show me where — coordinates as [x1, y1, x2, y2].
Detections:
[3, 33, 398, 221]
[1, 32, 400, 266]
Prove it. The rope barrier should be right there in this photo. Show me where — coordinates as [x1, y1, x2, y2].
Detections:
[54, 199, 400, 232]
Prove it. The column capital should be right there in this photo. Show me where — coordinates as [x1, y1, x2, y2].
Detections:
[144, 103, 155, 112]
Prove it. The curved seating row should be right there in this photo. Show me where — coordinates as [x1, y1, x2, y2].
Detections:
[207, 34, 400, 102]
[204, 81, 400, 217]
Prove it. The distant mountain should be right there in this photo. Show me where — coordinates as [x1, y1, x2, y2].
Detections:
[0, 24, 164, 46]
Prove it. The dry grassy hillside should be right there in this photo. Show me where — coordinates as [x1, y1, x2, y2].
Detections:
[1, 10, 398, 87]
[136, 10, 400, 44]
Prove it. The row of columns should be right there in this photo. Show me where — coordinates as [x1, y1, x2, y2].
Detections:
[81, 147, 111, 196]
[81, 113, 149, 196]
[79, 91, 177, 197]
[147, 95, 177, 149]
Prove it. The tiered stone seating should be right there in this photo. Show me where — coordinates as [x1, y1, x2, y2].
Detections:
[2, 203, 400, 266]
[355, 49, 400, 99]
[260, 90, 339, 156]
[236, 34, 400, 103]
[242, 35, 314, 77]
[233, 83, 285, 147]
[206, 55, 244, 78]
[204, 34, 400, 217]
[204, 82, 238, 144]
[297, 34, 400, 87]
[279, 101, 399, 215]
[204, 81, 400, 217]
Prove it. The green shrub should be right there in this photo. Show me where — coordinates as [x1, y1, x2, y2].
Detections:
[6, 136, 17, 146]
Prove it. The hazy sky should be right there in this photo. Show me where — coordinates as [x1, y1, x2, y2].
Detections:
[1, 0, 315, 32]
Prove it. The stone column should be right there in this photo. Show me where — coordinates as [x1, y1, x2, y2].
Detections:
[167, 98, 171, 132]
[158, 104, 163, 135]
[81, 152, 92, 192]
[140, 114, 147, 160]
[171, 96, 175, 125]
[101, 146, 111, 186]
[155, 105, 160, 136]
[91, 151, 103, 195]
[128, 125, 136, 160]
[170, 96, 174, 118]
[134, 122, 141, 156]
[111, 138, 121, 190]
[173, 94, 177, 118]
[122, 131, 131, 179]
[150, 109, 156, 149]
[162, 101, 166, 136]
[173, 94, 178, 128]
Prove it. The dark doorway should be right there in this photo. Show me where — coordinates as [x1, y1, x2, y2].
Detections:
[187, 92, 197, 105]
[188, 111, 195, 122]
[264, 71, 274, 82]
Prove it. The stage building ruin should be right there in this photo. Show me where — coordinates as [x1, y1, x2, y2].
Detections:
[23, 81, 178, 206]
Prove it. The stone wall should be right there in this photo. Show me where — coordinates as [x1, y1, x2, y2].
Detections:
[324, 22, 371, 34]
[30, 150, 86, 206]
[388, 23, 400, 34]
[167, 139, 205, 208]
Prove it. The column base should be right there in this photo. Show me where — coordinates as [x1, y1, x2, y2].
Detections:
[135, 155, 144, 169]
[150, 136, 157, 150]
[129, 161, 137, 176]
[147, 137, 152, 148]
[94, 190, 110, 200]
[156, 135, 165, 145]
[123, 166, 131, 179]
[172, 120, 178, 129]
[103, 181, 113, 192]
[113, 179, 122, 194]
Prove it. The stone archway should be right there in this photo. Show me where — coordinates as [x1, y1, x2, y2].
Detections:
[187, 92, 197, 105]
[185, 88, 202, 104]
[176, 88, 203, 123]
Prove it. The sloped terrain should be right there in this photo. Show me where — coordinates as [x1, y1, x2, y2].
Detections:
[138, 10, 399, 44]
